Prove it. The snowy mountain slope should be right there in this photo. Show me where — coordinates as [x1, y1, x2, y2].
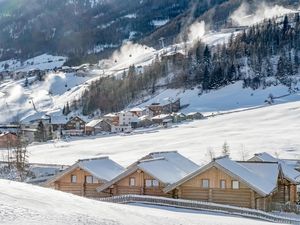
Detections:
[134, 80, 300, 114]
[0, 54, 67, 72]
[0, 71, 90, 123]
[0, 179, 283, 225]
[27, 99, 300, 166]
[0, 28, 239, 123]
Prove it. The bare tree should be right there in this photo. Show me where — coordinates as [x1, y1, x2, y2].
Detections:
[11, 136, 29, 181]
[222, 141, 230, 156]
[239, 144, 249, 161]
[206, 147, 215, 161]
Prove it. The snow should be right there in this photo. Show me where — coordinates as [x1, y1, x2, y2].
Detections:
[25, 98, 300, 168]
[215, 157, 278, 196]
[138, 81, 300, 114]
[0, 54, 67, 72]
[77, 157, 125, 181]
[0, 72, 90, 123]
[151, 19, 169, 27]
[239, 162, 279, 191]
[0, 179, 284, 225]
[150, 151, 199, 174]
[251, 152, 300, 183]
[138, 158, 190, 184]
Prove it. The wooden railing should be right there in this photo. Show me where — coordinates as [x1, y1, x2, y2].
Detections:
[97, 195, 300, 224]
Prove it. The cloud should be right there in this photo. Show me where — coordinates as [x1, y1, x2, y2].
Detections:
[230, 1, 298, 26]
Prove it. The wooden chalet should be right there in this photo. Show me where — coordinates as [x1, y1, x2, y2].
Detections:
[97, 151, 199, 197]
[0, 132, 18, 149]
[164, 156, 300, 211]
[43, 157, 125, 198]
[63, 116, 86, 136]
[85, 119, 112, 135]
[147, 98, 180, 116]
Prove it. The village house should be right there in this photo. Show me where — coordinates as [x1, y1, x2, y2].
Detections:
[103, 113, 119, 125]
[0, 132, 18, 149]
[186, 112, 204, 120]
[63, 116, 86, 136]
[151, 114, 172, 125]
[97, 151, 199, 197]
[147, 98, 180, 116]
[171, 112, 187, 123]
[118, 111, 139, 129]
[129, 107, 148, 117]
[85, 119, 112, 135]
[164, 156, 300, 211]
[43, 157, 125, 198]
[137, 115, 154, 128]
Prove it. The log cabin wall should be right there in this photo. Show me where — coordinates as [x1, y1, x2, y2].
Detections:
[52, 168, 109, 198]
[108, 170, 168, 197]
[271, 179, 298, 204]
[175, 166, 261, 209]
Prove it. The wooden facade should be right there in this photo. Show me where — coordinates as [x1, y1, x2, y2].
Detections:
[101, 169, 169, 197]
[46, 167, 109, 198]
[167, 165, 298, 211]
[148, 99, 180, 116]
[64, 116, 86, 131]
[0, 132, 18, 149]
[172, 166, 259, 209]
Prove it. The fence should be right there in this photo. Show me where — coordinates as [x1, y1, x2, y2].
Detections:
[97, 195, 300, 224]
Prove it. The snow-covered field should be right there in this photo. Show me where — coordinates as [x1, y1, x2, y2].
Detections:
[27, 98, 300, 166]
[0, 179, 287, 225]
[0, 54, 67, 72]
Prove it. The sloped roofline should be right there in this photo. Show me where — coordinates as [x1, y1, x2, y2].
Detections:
[96, 161, 170, 193]
[43, 157, 114, 186]
[164, 160, 277, 196]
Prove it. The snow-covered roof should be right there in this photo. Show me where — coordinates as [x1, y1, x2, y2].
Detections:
[44, 157, 125, 185]
[148, 151, 199, 175]
[152, 114, 170, 120]
[86, 119, 103, 127]
[129, 107, 145, 112]
[250, 152, 300, 183]
[165, 156, 280, 196]
[215, 157, 278, 196]
[104, 113, 118, 118]
[97, 151, 199, 192]
[77, 157, 125, 181]
[50, 116, 68, 125]
[138, 158, 189, 184]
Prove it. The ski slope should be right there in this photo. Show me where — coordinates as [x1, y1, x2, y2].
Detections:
[27, 98, 300, 166]
[0, 179, 287, 225]
[0, 28, 240, 124]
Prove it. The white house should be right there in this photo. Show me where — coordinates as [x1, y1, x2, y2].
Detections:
[119, 111, 139, 128]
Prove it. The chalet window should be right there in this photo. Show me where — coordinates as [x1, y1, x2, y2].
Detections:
[129, 177, 136, 186]
[145, 179, 152, 187]
[145, 179, 159, 187]
[85, 176, 93, 184]
[220, 180, 226, 189]
[232, 180, 240, 189]
[202, 179, 210, 188]
[152, 180, 159, 187]
[71, 175, 77, 183]
[85, 176, 98, 184]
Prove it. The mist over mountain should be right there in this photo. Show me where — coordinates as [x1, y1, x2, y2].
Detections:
[0, 0, 298, 65]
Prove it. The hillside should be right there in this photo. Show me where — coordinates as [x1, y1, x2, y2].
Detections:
[0, 0, 299, 64]
[27, 98, 300, 166]
[0, 179, 284, 225]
